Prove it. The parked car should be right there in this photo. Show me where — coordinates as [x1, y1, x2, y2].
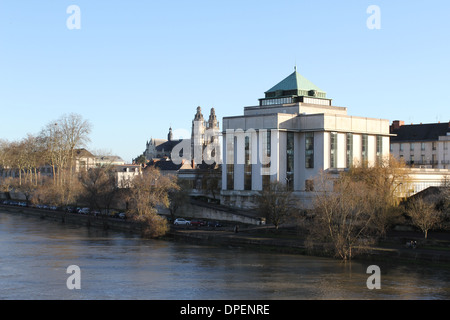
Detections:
[191, 220, 206, 227]
[208, 221, 223, 228]
[78, 207, 90, 215]
[112, 212, 126, 219]
[174, 218, 191, 226]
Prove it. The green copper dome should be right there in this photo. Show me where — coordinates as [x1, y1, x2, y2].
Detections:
[264, 69, 327, 99]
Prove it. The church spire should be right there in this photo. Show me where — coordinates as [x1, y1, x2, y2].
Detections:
[208, 107, 219, 129]
[194, 106, 204, 121]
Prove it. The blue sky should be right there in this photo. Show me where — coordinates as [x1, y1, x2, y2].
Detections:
[1, 0, 449, 162]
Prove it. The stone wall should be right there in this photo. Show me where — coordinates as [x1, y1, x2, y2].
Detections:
[166, 200, 265, 225]
[0, 205, 143, 233]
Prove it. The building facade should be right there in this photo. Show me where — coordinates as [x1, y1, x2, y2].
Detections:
[390, 120, 450, 169]
[142, 107, 220, 168]
[221, 69, 391, 208]
[143, 127, 183, 160]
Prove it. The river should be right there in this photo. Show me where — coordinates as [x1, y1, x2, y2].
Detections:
[1, 210, 450, 300]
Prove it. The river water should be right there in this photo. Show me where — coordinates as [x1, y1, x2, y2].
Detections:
[1, 211, 450, 300]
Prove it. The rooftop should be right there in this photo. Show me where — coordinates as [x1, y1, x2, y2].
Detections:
[390, 121, 450, 142]
[264, 69, 327, 99]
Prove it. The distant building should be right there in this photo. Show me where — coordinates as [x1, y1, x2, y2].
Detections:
[221, 69, 391, 208]
[113, 164, 142, 188]
[141, 107, 220, 168]
[74, 148, 97, 172]
[145, 158, 193, 176]
[95, 155, 126, 167]
[143, 127, 184, 160]
[390, 121, 450, 169]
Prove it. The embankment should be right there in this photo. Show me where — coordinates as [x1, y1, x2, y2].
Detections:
[0, 205, 144, 234]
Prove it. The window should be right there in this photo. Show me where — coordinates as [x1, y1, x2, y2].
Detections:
[286, 132, 294, 190]
[432, 154, 437, 166]
[410, 143, 415, 151]
[362, 135, 368, 164]
[226, 134, 234, 190]
[305, 133, 314, 168]
[399, 143, 404, 152]
[376, 136, 383, 163]
[244, 136, 252, 190]
[303, 97, 330, 106]
[262, 130, 271, 190]
[261, 97, 293, 106]
[330, 132, 337, 169]
[346, 133, 353, 168]
[227, 164, 234, 190]
[421, 142, 425, 151]
[432, 142, 437, 151]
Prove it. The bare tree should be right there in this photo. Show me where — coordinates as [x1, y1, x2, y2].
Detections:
[257, 181, 296, 230]
[13, 179, 37, 204]
[406, 198, 442, 239]
[36, 114, 91, 205]
[78, 166, 118, 213]
[200, 168, 221, 200]
[126, 167, 178, 238]
[441, 176, 450, 216]
[21, 134, 45, 186]
[39, 113, 91, 187]
[345, 156, 411, 238]
[307, 171, 379, 260]
[168, 178, 190, 221]
[59, 113, 92, 175]
[0, 177, 14, 200]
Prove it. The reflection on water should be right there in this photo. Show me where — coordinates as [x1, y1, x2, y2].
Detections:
[1, 211, 450, 300]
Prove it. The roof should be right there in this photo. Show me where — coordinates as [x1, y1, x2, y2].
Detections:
[155, 139, 186, 152]
[96, 155, 125, 162]
[146, 159, 193, 171]
[74, 148, 95, 158]
[390, 122, 450, 142]
[265, 70, 325, 95]
[149, 139, 168, 147]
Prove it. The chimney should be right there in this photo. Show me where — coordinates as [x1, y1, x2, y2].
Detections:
[390, 120, 404, 133]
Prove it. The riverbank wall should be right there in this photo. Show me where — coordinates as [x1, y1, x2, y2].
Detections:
[0, 205, 144, 234]
[174, 200, 265, 225]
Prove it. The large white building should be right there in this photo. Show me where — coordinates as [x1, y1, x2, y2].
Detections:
[220, 69, 392, 208]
